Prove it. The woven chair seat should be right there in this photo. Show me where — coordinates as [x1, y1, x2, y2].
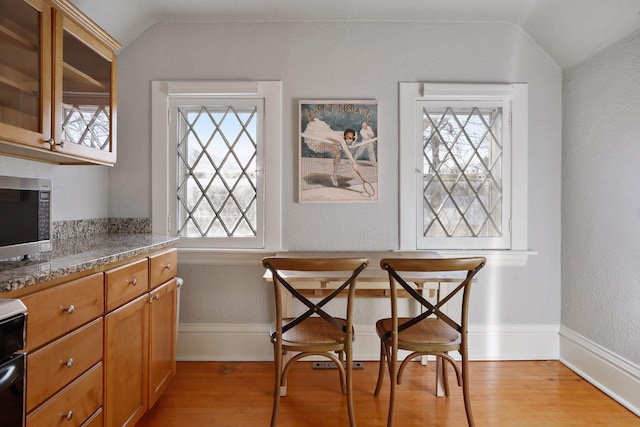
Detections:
[279, 317, 348, 345]
[376, 317, 460, 346]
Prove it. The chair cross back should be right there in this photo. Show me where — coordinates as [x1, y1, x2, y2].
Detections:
[382, 264, 479, 338]
[263, 258, 368, 337]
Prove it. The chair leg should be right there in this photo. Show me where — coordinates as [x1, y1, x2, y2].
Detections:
[386, 346, 397, 427]
[461, 353, 475, 427]
[346, 345, 357, 427]
[374, 339, 386, 396]
[271, 347, 282, 427]
[338, 350, 347, 394]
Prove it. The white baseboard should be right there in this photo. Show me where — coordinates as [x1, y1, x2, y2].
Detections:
[177, 323, 560, 362]
[177, 323, 273, 361]
[467, 323, 559, 360]
[559, 326, 640, 417]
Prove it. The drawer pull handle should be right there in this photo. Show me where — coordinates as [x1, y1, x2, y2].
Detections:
[64, 358, 74, 368]
[162, 264, 172, 271]
[61, 410, 73, 420]
[129, 278, 138, 286]
[154, 293, 160, 301]
[63, 305, 75, 314]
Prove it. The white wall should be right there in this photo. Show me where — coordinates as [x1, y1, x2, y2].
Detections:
[562, 30, 640, 364]
[0, 155, 108, 221]
[112, 20, 563, 361]
[560, 29, 640, 415]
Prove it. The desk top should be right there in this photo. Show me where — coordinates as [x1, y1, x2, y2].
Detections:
[264, 251, 466, 285]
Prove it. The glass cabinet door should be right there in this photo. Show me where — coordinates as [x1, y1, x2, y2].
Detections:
[53, 12, 116, 165]
[0, 0, 52, 147]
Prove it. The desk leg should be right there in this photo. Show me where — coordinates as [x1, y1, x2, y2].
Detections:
[435, 282, 449, 397]
[435, 357, 446, 397]
[277, 291, 293, 396]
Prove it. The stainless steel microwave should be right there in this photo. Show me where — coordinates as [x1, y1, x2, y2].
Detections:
[0, 176, 52, 260]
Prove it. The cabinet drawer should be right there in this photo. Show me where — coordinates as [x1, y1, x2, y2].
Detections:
[105, 258, 149, 312]
[149, 249, 177, 288]
[81, 408, 103, 427]
[27, 318, 103, 412]
[21, 273, 104, 351]
[27, 362, 103, 427]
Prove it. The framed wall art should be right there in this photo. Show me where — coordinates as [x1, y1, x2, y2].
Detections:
[299, 100, 378, 202]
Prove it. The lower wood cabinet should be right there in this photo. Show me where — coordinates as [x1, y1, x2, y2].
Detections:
[105, 293, 149, 427]
[148, 278, 178, 408]
[26, 318, 103, 412]
[21, 272, 104, 352]
[82, 408, 104, 427]
[4, 247, 178, 427]
[26, 362, 103, 427]
[104, 248, 178, 426]
[20, 273, 104, 425]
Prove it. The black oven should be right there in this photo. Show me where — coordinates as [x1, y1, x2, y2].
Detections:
[0, 299, 27, 427]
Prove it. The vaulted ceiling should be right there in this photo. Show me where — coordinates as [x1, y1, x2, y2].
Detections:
[70, 0, 640, 70]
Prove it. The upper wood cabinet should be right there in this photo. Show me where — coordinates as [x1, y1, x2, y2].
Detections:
[0, 0, 52, 149]
[51, 7, 117, 164]
[0, 0, 120, 165]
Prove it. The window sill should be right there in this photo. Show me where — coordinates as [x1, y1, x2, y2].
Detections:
[177, 248, 275, 265]
[432, 250, 536, 268]
[177, 248, 536, 267]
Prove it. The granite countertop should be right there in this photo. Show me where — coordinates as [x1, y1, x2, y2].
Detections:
[0, 234, 179, 293]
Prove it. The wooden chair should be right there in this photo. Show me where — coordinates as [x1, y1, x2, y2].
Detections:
[262, 257, 369, 427]
[373, 257, 486, 427]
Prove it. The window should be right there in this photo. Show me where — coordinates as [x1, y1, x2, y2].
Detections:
[152, 81, 282, 250]
[399, 82, 528, 251]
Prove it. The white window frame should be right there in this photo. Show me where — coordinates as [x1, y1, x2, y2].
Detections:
[399, 82, 529, 255]
[151, 81, 282, 252]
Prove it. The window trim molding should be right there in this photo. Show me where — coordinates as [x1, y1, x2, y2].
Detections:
[399, 82, 528, 253]
[151, 80, 282, 251]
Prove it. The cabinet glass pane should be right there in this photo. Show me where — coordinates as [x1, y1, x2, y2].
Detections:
[61, 29, 111, 150]
[0, 0, 41, 133]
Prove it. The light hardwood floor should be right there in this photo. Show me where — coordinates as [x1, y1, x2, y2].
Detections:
[136, 360, 639, 426]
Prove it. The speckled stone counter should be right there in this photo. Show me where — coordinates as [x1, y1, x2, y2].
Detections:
[0, 234, 179, 293]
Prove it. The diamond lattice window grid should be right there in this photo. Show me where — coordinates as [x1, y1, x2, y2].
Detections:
[176, 104, 258, 238]
[422, 106, 503, 239]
